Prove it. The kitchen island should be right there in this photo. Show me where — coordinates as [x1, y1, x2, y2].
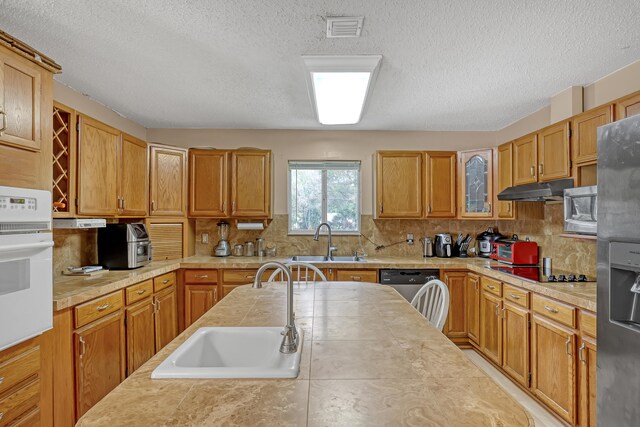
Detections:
[76, 281, 533, 426]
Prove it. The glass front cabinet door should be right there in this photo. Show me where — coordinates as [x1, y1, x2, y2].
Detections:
[459, 149, 493, 218]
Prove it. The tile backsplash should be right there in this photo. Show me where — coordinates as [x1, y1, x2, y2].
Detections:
[194, 203, 597, 276]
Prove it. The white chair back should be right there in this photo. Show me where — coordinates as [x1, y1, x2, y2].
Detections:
[267, 262, 328, 284]
[410, 279, 450, 331]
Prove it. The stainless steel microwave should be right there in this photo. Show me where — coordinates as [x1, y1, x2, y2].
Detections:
[564, 186, 597, 235]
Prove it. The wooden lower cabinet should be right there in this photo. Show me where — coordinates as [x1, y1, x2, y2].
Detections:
[184, 284, 218, 327]
[480, 291, 502, 365]
[442, 271, 467, 340]
[466, 273, 480, 344]
[531, 315, 577, 424]
[74, 311, 126, 418]
[579, 338, 597, 427]
[154, 285, 178, 351]
[502, 302, 530, 387]
[125, 298, 155, 376]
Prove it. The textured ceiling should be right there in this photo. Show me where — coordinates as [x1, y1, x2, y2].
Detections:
[1, 0, 640, 130]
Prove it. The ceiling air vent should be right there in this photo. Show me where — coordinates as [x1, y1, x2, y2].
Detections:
[326, 16, 364, 38]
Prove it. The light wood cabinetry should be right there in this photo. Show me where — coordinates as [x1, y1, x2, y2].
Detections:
[571, 105, 613, 164]
[466, 273, 480, 345]
[616, 90, 640, 119]
[149, 144, 187, 217]
[0, 47, 42, 152]
[537, 121, 571, 182]
[185, 284, 218, 327]
[146, 221, 187, 260]
[531, 315, 577, 424]
[375, 151, 423, 218]
[52, 102, 76, 217]
[458, 149, 493, 218]
[578, 337, 596, 427]
[230, 150, 271, 218]
[496, 142, 514, 219]
[424, 152, 456, 218]
[119, 134, 148, 216]
[189, 149, 229, 217]
[77, 115, 148, 216]
[73, 311, 126, 418]
[76, 115, 120, 216]
[154, 285, 178, 351]
[480, 290, 502, 365]
[502, 302, 530, 387]
[513, 133, 538, 185]
[124, 298, 155, 375]
[334, 269, 378, 283]
[442, 271, 467, 341]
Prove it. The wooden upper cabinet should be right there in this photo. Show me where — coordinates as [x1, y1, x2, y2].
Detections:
[189, 150, 229, 217]
[375, 151, 422, 218]
[496, 142, 514, 219]
[230, 150, 271, 218]
[0, 47, 42, 151]
[616, 91, 640, 119]
[77, 115, 120, 216]
[459, 149, 493, 218]
[537, 121, 571, 182]
[424, 152, 456, 218]
[513, 133, 538, 185]
[571, 104, 614, 164]
[149, 145, 187, 217]
[119, 134, 148, 216]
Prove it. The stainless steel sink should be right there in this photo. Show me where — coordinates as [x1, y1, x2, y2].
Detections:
[289, 255, 366, 263]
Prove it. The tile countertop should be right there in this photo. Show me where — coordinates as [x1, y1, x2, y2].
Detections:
[53, 255, 597, 312]
[76, 281, 534, 427]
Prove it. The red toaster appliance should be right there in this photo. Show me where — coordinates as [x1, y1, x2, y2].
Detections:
[490, 235, 539, 265]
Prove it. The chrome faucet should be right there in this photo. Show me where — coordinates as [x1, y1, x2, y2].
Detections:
[252, 261, 299, 354]
[314, 222, 337, 260]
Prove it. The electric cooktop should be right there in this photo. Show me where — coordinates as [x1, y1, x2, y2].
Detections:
[488, 265, 596, 283]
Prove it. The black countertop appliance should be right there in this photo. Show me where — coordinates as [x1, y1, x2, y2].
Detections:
[476, 227, 503, 258]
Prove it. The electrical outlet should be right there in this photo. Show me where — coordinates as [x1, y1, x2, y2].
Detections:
[406, 233, 414, 245]
[201, 233, 209, 244]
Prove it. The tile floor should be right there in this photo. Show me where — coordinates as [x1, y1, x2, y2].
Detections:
[463, 350, 564, 427]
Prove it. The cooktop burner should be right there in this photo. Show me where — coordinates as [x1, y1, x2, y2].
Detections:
[488, 265, 596, 283]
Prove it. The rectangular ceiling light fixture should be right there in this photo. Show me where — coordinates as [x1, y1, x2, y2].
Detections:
[302, 55, 382, 125]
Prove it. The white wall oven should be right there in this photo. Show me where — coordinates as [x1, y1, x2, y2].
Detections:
[0, 186, 53, 351]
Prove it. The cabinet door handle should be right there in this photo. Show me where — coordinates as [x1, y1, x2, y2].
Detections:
[151, 298, 157, 313]
[543, 305, 559, 314]
[151, 200, 156, 211]
[0, 110, 7, 133]
[579, 342, 586, 362]
[222, 201, 226, 212]
[194, 275, 208, 279]
[156, 297, 161, 311]
[495, 304, 499, 316]
[565, 336, 572, 355]
[539, 164, 543, 175]
[96, 303, 110, 311]
[136, 289, 146, 295]
[0, 411, 3, 421]
[214, 288, 218, 302]
[507, 203, 511, 213]
[123, 199, 127, 209]
[0, 376, 4, 385]
[509, 294, 521, 300]
[530, 165, 535, 176]
[427, 204, 432, 214]
[79, 336, 86, 358]
[379, 203, 383, 214]
[232, 201, 236, 212]
[502, 307, 506, 319]
[487, 202, 491, 212]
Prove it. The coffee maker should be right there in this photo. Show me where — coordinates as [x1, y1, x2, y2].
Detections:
[435, 233, 453, 258]
[214, 221, 231, 257]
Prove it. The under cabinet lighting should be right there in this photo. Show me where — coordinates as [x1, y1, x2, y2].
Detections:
[302, 55, 382, 125]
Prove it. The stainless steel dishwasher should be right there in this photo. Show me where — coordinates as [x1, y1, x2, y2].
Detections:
[379, 269, 440, 302]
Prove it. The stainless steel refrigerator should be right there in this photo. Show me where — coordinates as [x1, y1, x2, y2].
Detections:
[597, 114, 640, 426]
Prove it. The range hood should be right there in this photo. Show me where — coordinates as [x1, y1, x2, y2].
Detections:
[497, 178, 574, 202]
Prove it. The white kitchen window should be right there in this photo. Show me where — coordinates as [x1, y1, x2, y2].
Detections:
[288, 161, 361, 234]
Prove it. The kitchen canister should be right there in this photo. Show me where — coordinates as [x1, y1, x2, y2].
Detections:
[244, 241, 255, 256]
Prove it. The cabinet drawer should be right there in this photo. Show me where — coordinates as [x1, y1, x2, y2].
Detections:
[0, 346, 40, 396]
[580, 310, 597, 338]
[75, 291, 123, 328]
[125, 280, 153, 305]
[481, 277, 502, 297]
[153, 272, 176, 292]
[223, 269, 260, 284]
[10, 406, 40, 426]
[185, 269, 218, 284]
[503, 284, 529, 308]
[0, 377, 39, 426]
[335, 270, 378, 283]
[532, 294, 575, 328]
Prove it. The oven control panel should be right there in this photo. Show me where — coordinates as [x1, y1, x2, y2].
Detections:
[0, 195, 38, 211]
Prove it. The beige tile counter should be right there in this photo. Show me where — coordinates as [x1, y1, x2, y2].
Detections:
[76, 282, 534, 426]
[54, 255, 597, 312]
